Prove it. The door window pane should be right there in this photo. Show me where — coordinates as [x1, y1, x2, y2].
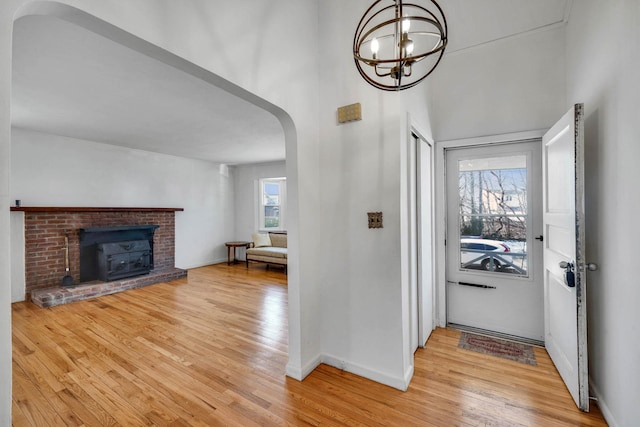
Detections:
[458, 155, 529, 275]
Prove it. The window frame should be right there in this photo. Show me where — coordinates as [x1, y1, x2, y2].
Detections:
[258, 177, 286, 232]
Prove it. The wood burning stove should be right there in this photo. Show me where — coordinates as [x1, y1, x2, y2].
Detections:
[97, 240, 151, 281]
[79, 225, 159, 282]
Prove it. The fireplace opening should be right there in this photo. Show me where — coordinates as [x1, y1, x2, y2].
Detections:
[97, 239, 151, 281]
[79, 224, 159, 282]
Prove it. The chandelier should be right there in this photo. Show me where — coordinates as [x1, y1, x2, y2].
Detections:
[353, 0, 448, 91]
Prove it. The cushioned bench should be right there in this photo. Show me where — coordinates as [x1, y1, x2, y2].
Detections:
[246, 232, 287, 273]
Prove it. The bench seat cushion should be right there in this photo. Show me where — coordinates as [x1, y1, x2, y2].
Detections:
[246, 247, 287, 259]
[269, 233, 287, 248]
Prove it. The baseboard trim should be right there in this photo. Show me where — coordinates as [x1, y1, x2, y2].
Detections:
[589, 377, 619, 427]
[402, 364, 414, 392]
[286, 352, 415, 392]
[286, 354, 322, 381]
[322, 353, 408, 391]
[178, 258, 228, 270]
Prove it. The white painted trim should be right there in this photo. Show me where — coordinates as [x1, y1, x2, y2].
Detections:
[322, 353, 410, 391]
[286, 354, 322, 381]
[434, 130, 547, 327]
[563, 0, 575, 24]
[407, 114, 436, 344]
[178, 259, 229, 270]
[438, 129, 546, 148]
[287, 352, 411, 391]
[445, 22, 567, 57]
[406, 113, 436, 368]
[258, 177, 287, 232]
[403, 365, 414, 391]
[10, 212, 25, 303]
[589, 378, 619, 427]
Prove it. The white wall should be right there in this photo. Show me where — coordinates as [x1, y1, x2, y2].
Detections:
[316, 0, 434, 389]
[565, 2, 640, 425]
[1, 1, 321, 422]
[234, 161, 287, 248]
[0, 4, 14, 419]
[428, 26, 566, 142]
[10, 212, 24, 302]
[428, 23, 567, 328]
[11, 128, 235, 268]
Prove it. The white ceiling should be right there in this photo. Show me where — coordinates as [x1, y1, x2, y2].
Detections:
[11, 1, 570, 165]
[440, 0, 570, 53]
[11, 15, 286, 165]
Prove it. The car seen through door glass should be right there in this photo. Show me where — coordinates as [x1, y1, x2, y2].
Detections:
[458, 155, 529, 276]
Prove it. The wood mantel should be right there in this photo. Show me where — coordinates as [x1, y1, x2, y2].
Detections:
[10, 206, 184, 212]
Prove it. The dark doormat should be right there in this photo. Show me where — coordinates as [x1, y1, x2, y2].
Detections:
[458, 332, 537, 366]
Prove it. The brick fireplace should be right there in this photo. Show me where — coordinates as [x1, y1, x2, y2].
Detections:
[11, 206, 187, 307]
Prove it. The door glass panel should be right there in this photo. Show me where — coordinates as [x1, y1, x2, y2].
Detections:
[458, 155, 529, 276]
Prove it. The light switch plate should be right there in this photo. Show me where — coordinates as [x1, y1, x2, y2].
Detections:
[368, 212, 383, 229]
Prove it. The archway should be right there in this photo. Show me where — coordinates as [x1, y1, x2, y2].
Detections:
[9, 0, 303, 381]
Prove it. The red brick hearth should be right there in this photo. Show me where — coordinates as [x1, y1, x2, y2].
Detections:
[30, 268, 188, 308]
[11, 207, 187, 307]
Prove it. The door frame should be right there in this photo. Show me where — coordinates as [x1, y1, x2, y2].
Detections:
[407, 126, 436, 347]
[434, 130, 546, 326]
[444, 140, 544, 341]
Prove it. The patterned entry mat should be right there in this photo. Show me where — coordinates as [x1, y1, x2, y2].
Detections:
[458, 332, 537, 366]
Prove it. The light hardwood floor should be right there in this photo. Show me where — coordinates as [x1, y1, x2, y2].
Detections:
[12, 264, 608, 426]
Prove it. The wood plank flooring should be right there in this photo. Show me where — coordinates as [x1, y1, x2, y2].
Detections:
[12, 263, 608, 426]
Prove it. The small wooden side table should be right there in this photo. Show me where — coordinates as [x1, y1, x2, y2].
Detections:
[225, 241, 251, 265]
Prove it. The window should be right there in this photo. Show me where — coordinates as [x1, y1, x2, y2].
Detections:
[457, 154, 529, 275]
[259, 177, 286, 231]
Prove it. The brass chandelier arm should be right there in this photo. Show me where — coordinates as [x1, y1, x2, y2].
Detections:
[354, 17, 401, 62]
[374, 66, 394, 78]
[353, 2, 399, 46]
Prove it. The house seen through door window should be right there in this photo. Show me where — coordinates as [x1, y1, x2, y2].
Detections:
[458, 155, 529, 276]
[260, 178, 286, 231]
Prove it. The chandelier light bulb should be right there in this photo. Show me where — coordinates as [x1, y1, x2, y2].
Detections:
[405, 39, 414, 55]
[402, 17, 411, 34]
[371, 37, 379, 57]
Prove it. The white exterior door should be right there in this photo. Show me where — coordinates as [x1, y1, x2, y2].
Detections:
[542, 104, 590, 411]
[445, 140, 544, 341]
